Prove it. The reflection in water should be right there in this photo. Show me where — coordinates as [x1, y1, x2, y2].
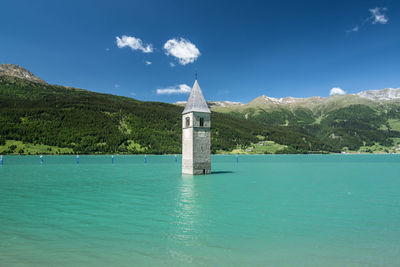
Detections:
[169, 176, 199, 263]
[174, 176, 198, 241]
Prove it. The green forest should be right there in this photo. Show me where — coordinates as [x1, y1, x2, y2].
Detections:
[0, 76, 263, 154]
[1, 76, 400, 155]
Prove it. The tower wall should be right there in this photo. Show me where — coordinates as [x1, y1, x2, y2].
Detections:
[182, 112, 211, 175]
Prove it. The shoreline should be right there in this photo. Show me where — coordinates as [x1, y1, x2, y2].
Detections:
[1, 152, 399, 156]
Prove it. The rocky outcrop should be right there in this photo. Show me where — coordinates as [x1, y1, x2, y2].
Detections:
[0, 64, 47, 84]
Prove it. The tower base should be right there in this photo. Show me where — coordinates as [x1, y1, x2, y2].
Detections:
[182, 162, 211, 175]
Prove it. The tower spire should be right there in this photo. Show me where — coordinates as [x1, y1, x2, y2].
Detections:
[182, 79, 210, 114]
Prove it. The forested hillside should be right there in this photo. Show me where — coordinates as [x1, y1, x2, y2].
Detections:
[214, 97, 400, 153]
[0, 76, 265, 154]
[2, 67, 400, 155]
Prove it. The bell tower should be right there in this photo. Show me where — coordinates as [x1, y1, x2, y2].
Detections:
[182, 78, 211, 175]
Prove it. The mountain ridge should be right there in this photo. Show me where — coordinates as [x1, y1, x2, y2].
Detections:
[0, 64, 47, 84]
[357, 88, 400, 101]
[2, 63, 399, 105]
[175, 88, 400, 111]
[2, 64, 400, 155]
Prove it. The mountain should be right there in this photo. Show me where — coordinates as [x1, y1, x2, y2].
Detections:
[209, 88, 400, 112]
[0, 64, 47, 84]
[217, 93, 379, 112]
[212, 90, 400, 153]
[357, 88, 400, 101]
[1, 64, 400, 155]
[0, 65, 265, 155]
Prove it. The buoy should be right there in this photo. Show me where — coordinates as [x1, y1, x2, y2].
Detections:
[0, 155, 3, 166]
[76, 155, 79, 164]
[236, 154, 239, 163]
[174, 154, 177, 163]
[40, 155, 43, 164]
[144, 155, 147, 164]
[111, 155, 114, 164]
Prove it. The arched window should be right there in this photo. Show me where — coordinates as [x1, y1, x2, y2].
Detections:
[200, 117, 204, 127]
[186, 117, 190, 127]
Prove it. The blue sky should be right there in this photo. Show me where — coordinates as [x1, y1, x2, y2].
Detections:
[1, 0, 399, 103]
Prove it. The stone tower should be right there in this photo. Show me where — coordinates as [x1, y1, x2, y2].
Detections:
[182, 79, 211, 175]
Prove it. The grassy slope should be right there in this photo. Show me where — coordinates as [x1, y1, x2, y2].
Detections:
[219, 141, 287, 155]
[0, 140, 73, 155]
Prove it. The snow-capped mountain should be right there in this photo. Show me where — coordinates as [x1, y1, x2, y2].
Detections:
[356, 88, 400, 101]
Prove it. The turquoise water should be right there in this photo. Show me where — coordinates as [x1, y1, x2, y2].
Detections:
[0, 155, 400, 266]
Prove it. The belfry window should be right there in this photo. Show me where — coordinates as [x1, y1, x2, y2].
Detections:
[200, 117, 204, 127]
[186, 117, 190, 127]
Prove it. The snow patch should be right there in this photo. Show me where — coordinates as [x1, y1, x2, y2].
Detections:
[357, 88, 400, 101]
[261, 95, 304, 104]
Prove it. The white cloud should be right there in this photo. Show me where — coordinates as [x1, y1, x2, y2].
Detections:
[163, 38, 200, 65]
[145, 61, 152, 65]
[346, 25, 359, 33]
[369, 7, 388, 24]
[346, 7, 388, 34]
[169, 62, 176, 67]
[157, 84, 191, 95]
[116, 35, 153, 53]
[330, 87, 346, 96]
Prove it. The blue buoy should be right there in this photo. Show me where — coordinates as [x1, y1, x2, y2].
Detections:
[0, 155, 3, 166]
[111, 155, 114, 164]
[174, 154, 177, 163]
[236, 154, 239, 163]
[144, 155, 147, 164]
[40, 155, 43, 165]
[76, 155, 79, 164]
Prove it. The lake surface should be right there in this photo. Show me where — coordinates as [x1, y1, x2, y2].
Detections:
[0, 155, 399, 266]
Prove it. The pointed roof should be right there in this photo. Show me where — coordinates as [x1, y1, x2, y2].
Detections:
[182, 80, 211, 114]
